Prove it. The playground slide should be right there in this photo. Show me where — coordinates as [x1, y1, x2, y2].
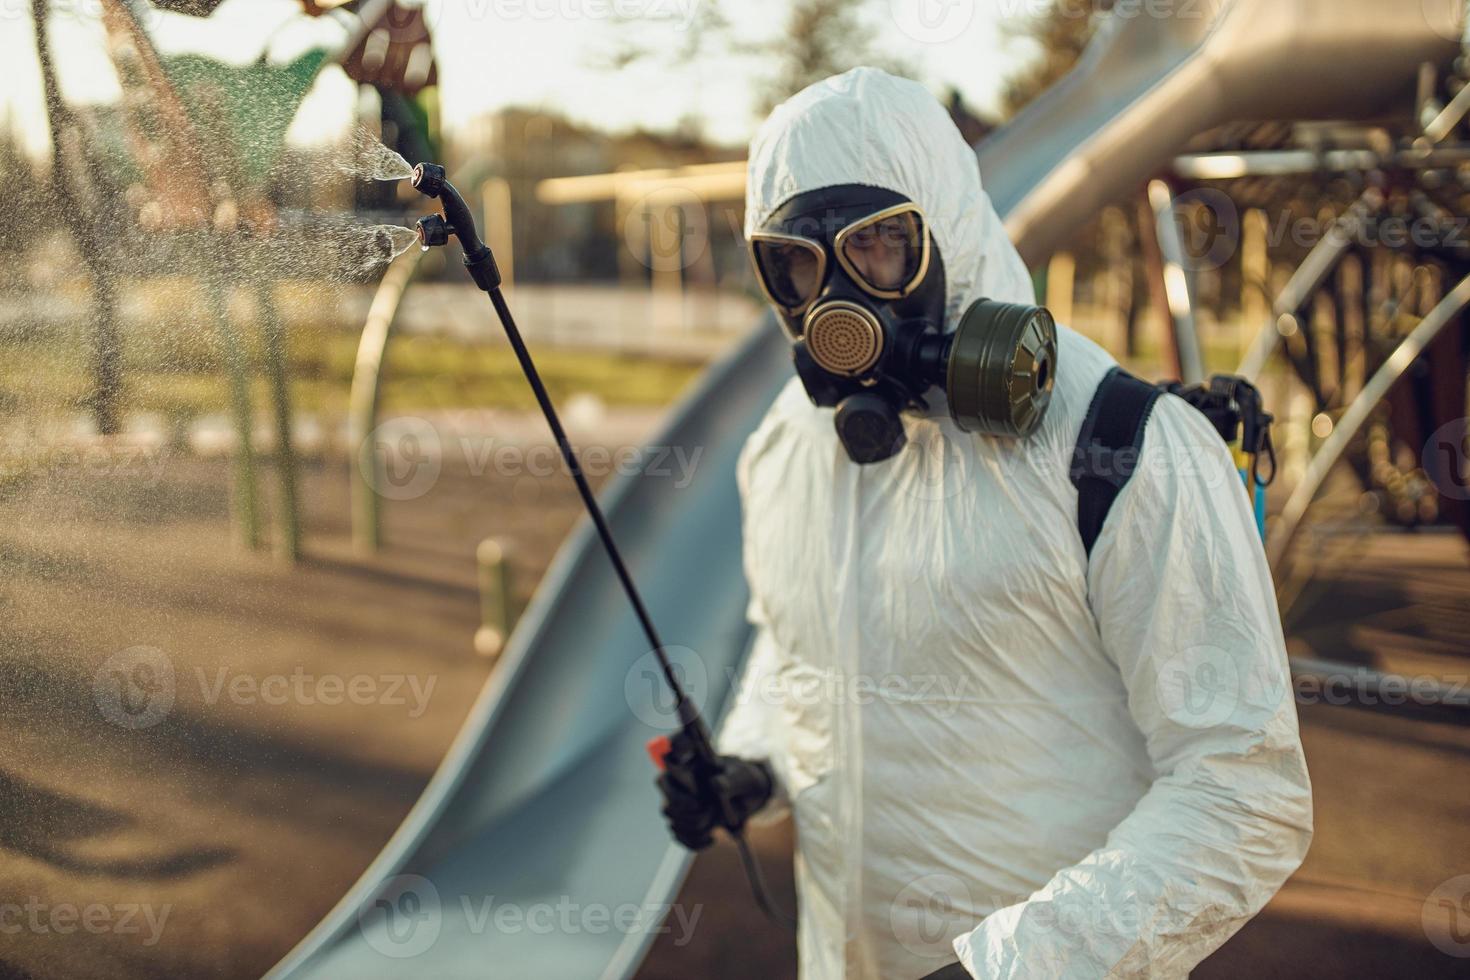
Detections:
[268, 2, 1463, 978]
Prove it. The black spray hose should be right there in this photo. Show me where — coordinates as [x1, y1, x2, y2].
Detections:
[409, 163, 794, 931]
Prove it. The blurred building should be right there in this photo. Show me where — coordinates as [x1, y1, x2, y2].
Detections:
[449, 108, 746, 287]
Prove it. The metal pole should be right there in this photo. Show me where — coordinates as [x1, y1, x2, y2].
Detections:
[257, 281, 300, 562]
[1268, 270, 1470, 567]
[204, 276, 262, 550]
[474, 538, 515, 658]
[1237, 187, 1385, 381]
[1148, 180, 1204, 383]
[31, 0, 124, 436]
[349, 247, 422, 553]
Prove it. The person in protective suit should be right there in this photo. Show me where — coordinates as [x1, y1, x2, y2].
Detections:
[657, 68, 1312, 979]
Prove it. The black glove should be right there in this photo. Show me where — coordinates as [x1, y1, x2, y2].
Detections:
[651, 727, 774, 851]
[915, 963, 970, 980]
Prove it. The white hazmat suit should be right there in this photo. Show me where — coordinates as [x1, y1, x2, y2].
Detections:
[718, 68, 1313, 980]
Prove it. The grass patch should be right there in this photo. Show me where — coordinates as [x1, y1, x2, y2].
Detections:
[2, 326, 707, 427]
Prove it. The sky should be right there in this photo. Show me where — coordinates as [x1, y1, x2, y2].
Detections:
[1, 0, 1044, 157]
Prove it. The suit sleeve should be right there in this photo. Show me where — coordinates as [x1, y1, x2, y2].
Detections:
[714, 433, 792, 821]
[953, 394, 1314, 978]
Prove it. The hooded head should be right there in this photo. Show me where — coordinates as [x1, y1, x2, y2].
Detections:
[745, 68, 1055, 463]
[745, 67, 1036, 329]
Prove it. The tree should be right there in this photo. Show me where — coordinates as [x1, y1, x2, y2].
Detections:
[1000, 0, 1108, 118]
[754, 0, 912, 114]
[31, 0, 125, 435]
[598, 0, 912, 122]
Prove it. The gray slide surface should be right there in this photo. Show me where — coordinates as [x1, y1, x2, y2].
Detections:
[267, 2, 1463, 978]
[267, 320, 791, 979]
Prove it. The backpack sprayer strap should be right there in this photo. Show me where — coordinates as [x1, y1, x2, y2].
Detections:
[1073, 369, 1278, 559]
[1071, 367, 1163, 558]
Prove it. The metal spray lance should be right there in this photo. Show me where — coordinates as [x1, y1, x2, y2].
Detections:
[407, 162, 794, 931]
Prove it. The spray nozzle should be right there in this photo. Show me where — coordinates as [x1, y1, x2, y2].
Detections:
[410, 162, 446, 198]
[409, 161, 501, 292]
[416, 213, 451, 247]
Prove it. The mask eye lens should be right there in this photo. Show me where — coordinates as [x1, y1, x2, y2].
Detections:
[840, 209, 925, 295]
[752, 238, 824, 313]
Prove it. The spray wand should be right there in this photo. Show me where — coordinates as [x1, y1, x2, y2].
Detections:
[408, 163, 793, 931]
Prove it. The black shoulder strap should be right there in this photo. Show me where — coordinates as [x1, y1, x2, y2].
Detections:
[1070, 367, 1163, 558]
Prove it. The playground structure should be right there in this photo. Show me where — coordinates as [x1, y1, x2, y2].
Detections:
[262, 2, 1470, 979]
[18, 0, 1470, 976]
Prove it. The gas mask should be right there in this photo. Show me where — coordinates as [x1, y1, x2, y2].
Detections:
[749, 184, 1058, 464]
